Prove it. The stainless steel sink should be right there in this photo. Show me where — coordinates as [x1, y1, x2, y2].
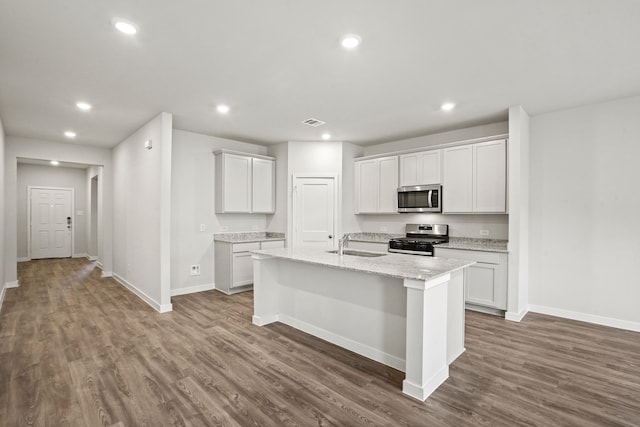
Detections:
[327, 249, 387, 258]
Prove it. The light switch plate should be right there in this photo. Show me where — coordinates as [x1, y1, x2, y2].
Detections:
[199, 224, 206, 232]
[480, 229, 489, 236]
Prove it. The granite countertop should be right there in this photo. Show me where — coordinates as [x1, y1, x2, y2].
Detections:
[437, 237, 508, 253]
[252, 247, 474, 281]
[214, 232, 285, 243]
[347, 232, 404, 243]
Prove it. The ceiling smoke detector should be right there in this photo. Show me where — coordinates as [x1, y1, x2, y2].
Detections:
[301, 118, 326, 127]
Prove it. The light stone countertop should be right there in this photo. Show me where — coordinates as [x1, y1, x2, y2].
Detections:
[437, 237, 508, 253]
[347, 232, 404, 243]
[214, 232, 285, 243]
[252, 247, 474, 281]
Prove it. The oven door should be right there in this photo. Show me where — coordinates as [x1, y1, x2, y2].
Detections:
[397, 185, 441, 213]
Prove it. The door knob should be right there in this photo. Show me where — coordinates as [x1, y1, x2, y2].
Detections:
[328, 235, 333, 239]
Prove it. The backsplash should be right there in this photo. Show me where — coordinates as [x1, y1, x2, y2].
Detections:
[354, 213, 509, 240]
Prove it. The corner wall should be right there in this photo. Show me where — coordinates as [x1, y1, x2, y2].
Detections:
[528, 96, 640, 331]
[0, 116, 6, 308]
[112, 113, 172, 312]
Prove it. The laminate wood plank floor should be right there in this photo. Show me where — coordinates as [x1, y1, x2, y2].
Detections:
[1, 258, 639, 426]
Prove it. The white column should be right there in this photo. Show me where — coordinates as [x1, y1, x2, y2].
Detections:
[252, 254, 280, 326]
[402, 274, 450, 401]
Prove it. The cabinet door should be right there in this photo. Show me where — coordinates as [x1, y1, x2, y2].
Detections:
[223, 154, 252, 212]
[378, 156, 399, 213]
[232, 252, 253, 288]
[443, 145, 473, 213]
[399, 153, 419, 186]
[252, 158, 275, 213]
[465, 263, 499, 308]
[473, 140, 506, 213]
[355, 159, 379, 213]
[419, 150, 441, 185]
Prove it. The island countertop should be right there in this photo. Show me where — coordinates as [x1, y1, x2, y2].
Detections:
[214, 232, 285, 243]
[252, 247, 474, 281]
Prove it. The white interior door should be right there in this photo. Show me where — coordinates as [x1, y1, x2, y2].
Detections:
[293, 176, 336, 249]
[30, 187, 73, 259]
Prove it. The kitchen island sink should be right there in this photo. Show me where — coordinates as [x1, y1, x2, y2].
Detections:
[251, 247, 474, 401]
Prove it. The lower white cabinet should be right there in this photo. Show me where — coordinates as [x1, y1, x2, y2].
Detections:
[215, 240, 285, 294]
[435, 248, 508, 313]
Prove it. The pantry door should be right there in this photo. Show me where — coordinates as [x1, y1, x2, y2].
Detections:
[292, 175, 337, 249]
[29, 187, 73, 259]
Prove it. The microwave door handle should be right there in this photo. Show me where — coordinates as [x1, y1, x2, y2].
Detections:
[427, 190, 432, 208]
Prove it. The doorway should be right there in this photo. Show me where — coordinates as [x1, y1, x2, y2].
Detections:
[292, 175, 338, 249]
[88, 175, 98, 260]
[28, 186, 74, 259]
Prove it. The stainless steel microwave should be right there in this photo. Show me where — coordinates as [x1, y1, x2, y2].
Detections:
[397, 184, 442, 213]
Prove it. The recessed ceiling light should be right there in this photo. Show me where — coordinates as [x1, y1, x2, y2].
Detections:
[216, 104, 230, 114]
[341, 34, 361, 49]
[113, 19, 138, 35]
[64, 131, 76, 138]
[76, 101, 92, 111]
[441, 102, 456, 111]
[322, 133, 331, 140]
[50, 160, 60, 166]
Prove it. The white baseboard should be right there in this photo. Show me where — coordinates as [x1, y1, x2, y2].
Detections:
[171, 283, 215, 296]
[72, 253, 88, 259]
[112, 273, 172, 314]
[5, 281, 19, 289]
[0, 285, 6, 313]
[278, 313, 405, 372]
[17, 257, 30, 262]
[529, 304, 640, 333]
[87, 255, 98, 261]
[101, 271, 113, 278]
[505, 306, 529, 322]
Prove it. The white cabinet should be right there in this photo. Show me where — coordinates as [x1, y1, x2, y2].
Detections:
[399, 149, 441, 186]
[214, 239, 285, 294]
[354, 156, 398, 214]
[435, 248, 508, 312]
[442, 139, 506, 213]
[215, 150, 276, 213]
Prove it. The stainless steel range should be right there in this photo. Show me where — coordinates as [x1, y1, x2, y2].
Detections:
[388, 224, 448, 256]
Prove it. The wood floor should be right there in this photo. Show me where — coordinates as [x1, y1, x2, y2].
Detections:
[1, 259, 639, 426]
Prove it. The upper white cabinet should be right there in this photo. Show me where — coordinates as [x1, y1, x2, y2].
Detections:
[354, 155, 398, 214]
[443, 139, 506, 213]
[215, 150, 276, 213]
[399, 149, 441, 186]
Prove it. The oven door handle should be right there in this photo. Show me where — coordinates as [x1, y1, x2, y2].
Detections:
[427, 190, 432, 208]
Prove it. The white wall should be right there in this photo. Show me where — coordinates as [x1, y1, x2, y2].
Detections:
[4, 136, 113, 286]
[87, 166, 101, 259]
[266, 142, 288, 234]
[341, 142, 364, 234]
[0, 116, 6, 304]
[287, 141, 344, 243]
[113, 112, 172, 312]
[529, 95, 640, 330]
[350, 123, 510, 239]
[16, 164, 88, 259]
[170, 129, 269, 294]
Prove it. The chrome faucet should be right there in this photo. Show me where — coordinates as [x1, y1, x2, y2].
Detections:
[338, 233, 352, 256]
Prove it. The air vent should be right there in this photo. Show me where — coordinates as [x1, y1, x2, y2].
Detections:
[301, 118, 326, 127]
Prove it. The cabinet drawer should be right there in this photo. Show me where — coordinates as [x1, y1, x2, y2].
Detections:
[232, 242, 260, 253]
[261, 240, 285, 249]
[435, 248, 501, 264]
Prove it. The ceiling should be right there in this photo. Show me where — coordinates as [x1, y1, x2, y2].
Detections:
[1, 1, 639, 149]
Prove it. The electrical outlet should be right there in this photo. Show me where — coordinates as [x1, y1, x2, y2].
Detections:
[380, 226, 388, 232]
[127, 263, 132, 272]
[252, 225, 259, 231]
[480, 229, 490, 236]
[199, 223, 206, 232]
[221, 226, 228, 231]
[190, 265, 200, 276]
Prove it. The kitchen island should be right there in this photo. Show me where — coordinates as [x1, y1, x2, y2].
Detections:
[251, 247, 474, 401]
